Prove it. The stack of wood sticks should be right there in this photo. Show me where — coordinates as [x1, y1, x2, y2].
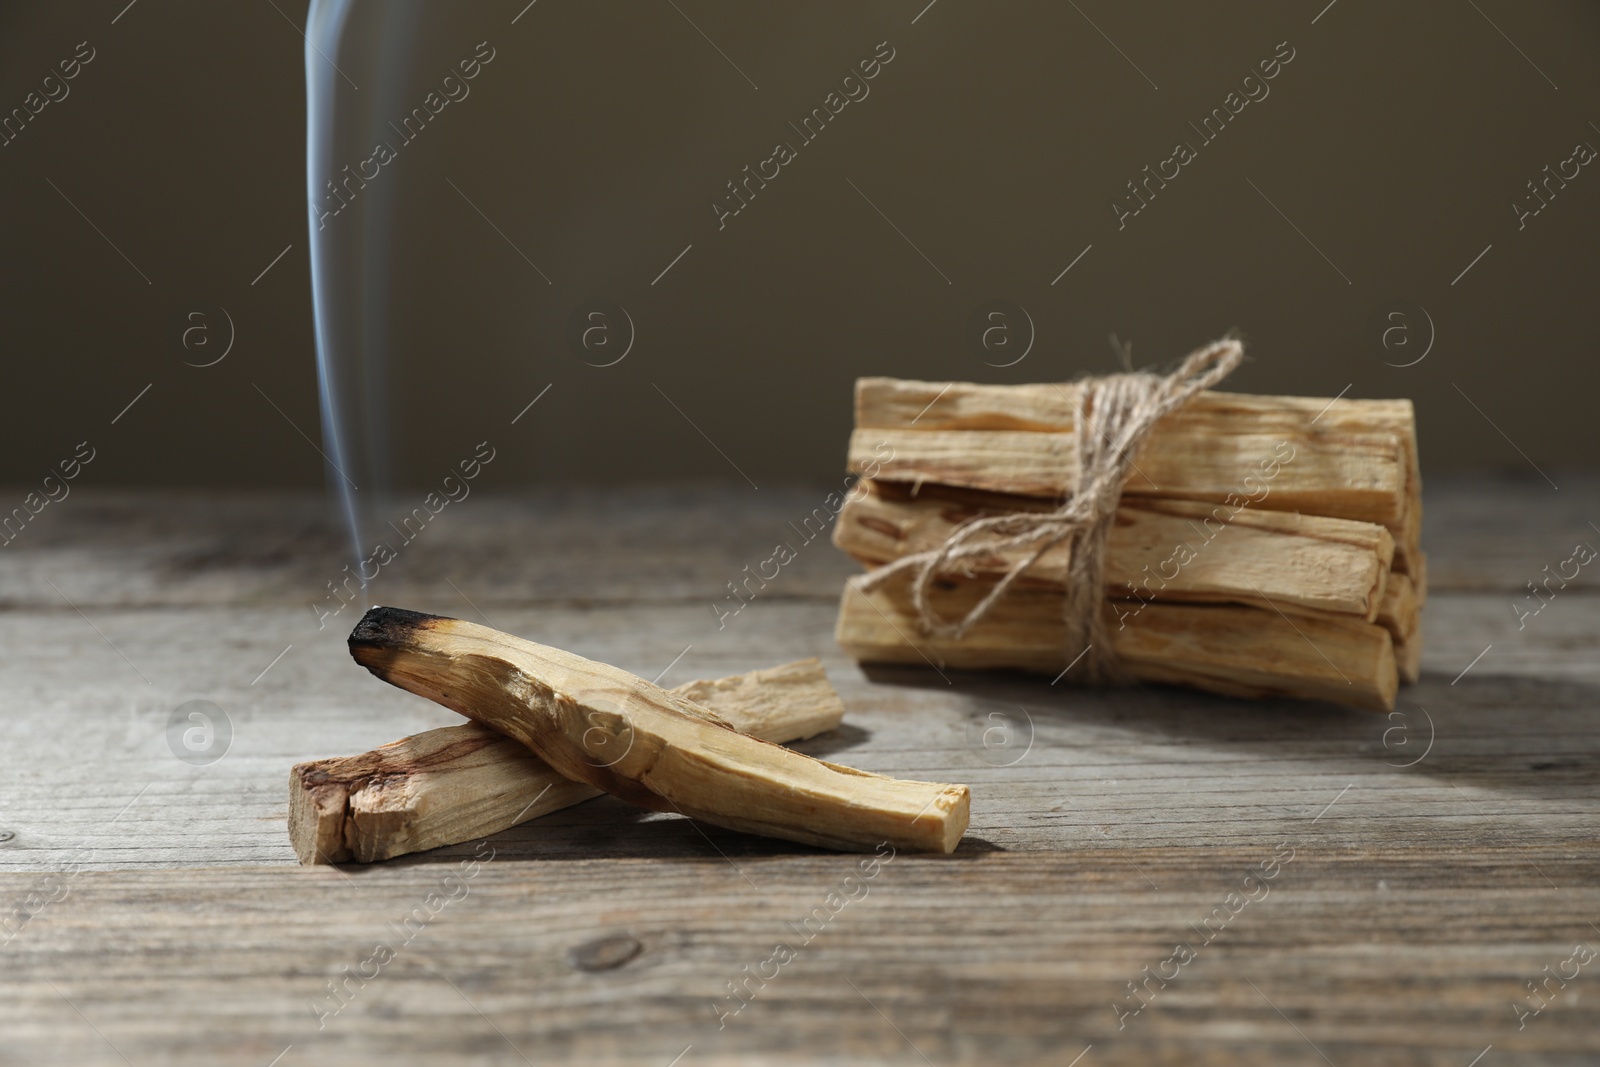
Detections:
[833, 377, 1424, 711]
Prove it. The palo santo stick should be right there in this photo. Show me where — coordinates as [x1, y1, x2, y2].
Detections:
[1395, 491, 1422, 577]
[851, 426, 1408, 526]
[854, 377, 1422, 571]
[1376, 572, 1419, 643]
[1395, 622, 1422, 685]
[348, 608, 970, 853]
[837, 573, 1398, 711]
[1376, 573, 1422, 684]
[855, 377, 1420, 502]
[855, 377, 1417, 444]
[290, 659, 845, 865]
[835, 480, 1393, 621]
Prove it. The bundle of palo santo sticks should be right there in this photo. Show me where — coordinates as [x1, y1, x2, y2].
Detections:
[832, 370, 1423, 711]
[290, 608, 969, 864]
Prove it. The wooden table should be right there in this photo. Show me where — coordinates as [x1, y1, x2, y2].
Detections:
[2, 481, 1596, 1065]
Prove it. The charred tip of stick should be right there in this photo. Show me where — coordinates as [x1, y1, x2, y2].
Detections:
[349, 606, 445, 648]
[348, 606, 447, 671]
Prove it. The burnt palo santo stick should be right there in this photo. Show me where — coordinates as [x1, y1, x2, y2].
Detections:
[290, 659, 846, 865]
[347, 608, 970, 853]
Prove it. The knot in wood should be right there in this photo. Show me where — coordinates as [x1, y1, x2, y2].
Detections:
[567, 934, 643, 972]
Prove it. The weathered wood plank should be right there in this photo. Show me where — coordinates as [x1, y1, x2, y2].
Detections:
[1, 595, 1596, 872]
[1, 487, 1596, 1066]
[0, 479, 1592, 613]
[1, 847, 1595, 1065]
[0, 486, 864, 613]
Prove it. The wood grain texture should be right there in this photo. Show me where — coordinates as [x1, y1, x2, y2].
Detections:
[837, 573, 1400, 710]
[852, 378, 1425, 573]
[0, 479, 1584, 610]
[1, 848, 1595, 1066]
[348, 608, 970, 854]
[854, 378, 1417, 446]
[850, 426, 1409, 524]
[290, 658, 847, 865]
[834, 480, 1395, 620]
[0, 485, 1595, 1064]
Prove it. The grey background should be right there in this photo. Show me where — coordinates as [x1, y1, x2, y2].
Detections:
[2, 0, 1596, 491]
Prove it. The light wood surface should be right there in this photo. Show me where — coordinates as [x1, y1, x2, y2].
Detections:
[1, 482, 1595, 1065]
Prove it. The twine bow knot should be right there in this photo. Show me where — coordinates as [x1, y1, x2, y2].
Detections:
[858, 337, 1244, 684]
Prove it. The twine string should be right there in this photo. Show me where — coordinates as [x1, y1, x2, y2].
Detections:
[858, 337, 1245, 684]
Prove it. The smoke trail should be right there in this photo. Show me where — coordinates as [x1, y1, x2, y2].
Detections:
[305, 0, 423, 579]
[306, 0, 361, 570]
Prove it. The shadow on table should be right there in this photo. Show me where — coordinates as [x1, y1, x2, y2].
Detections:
[353, 665, 1593, 869]
[351, 793, 1007, 870]
[856, 661, 1599, 802]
